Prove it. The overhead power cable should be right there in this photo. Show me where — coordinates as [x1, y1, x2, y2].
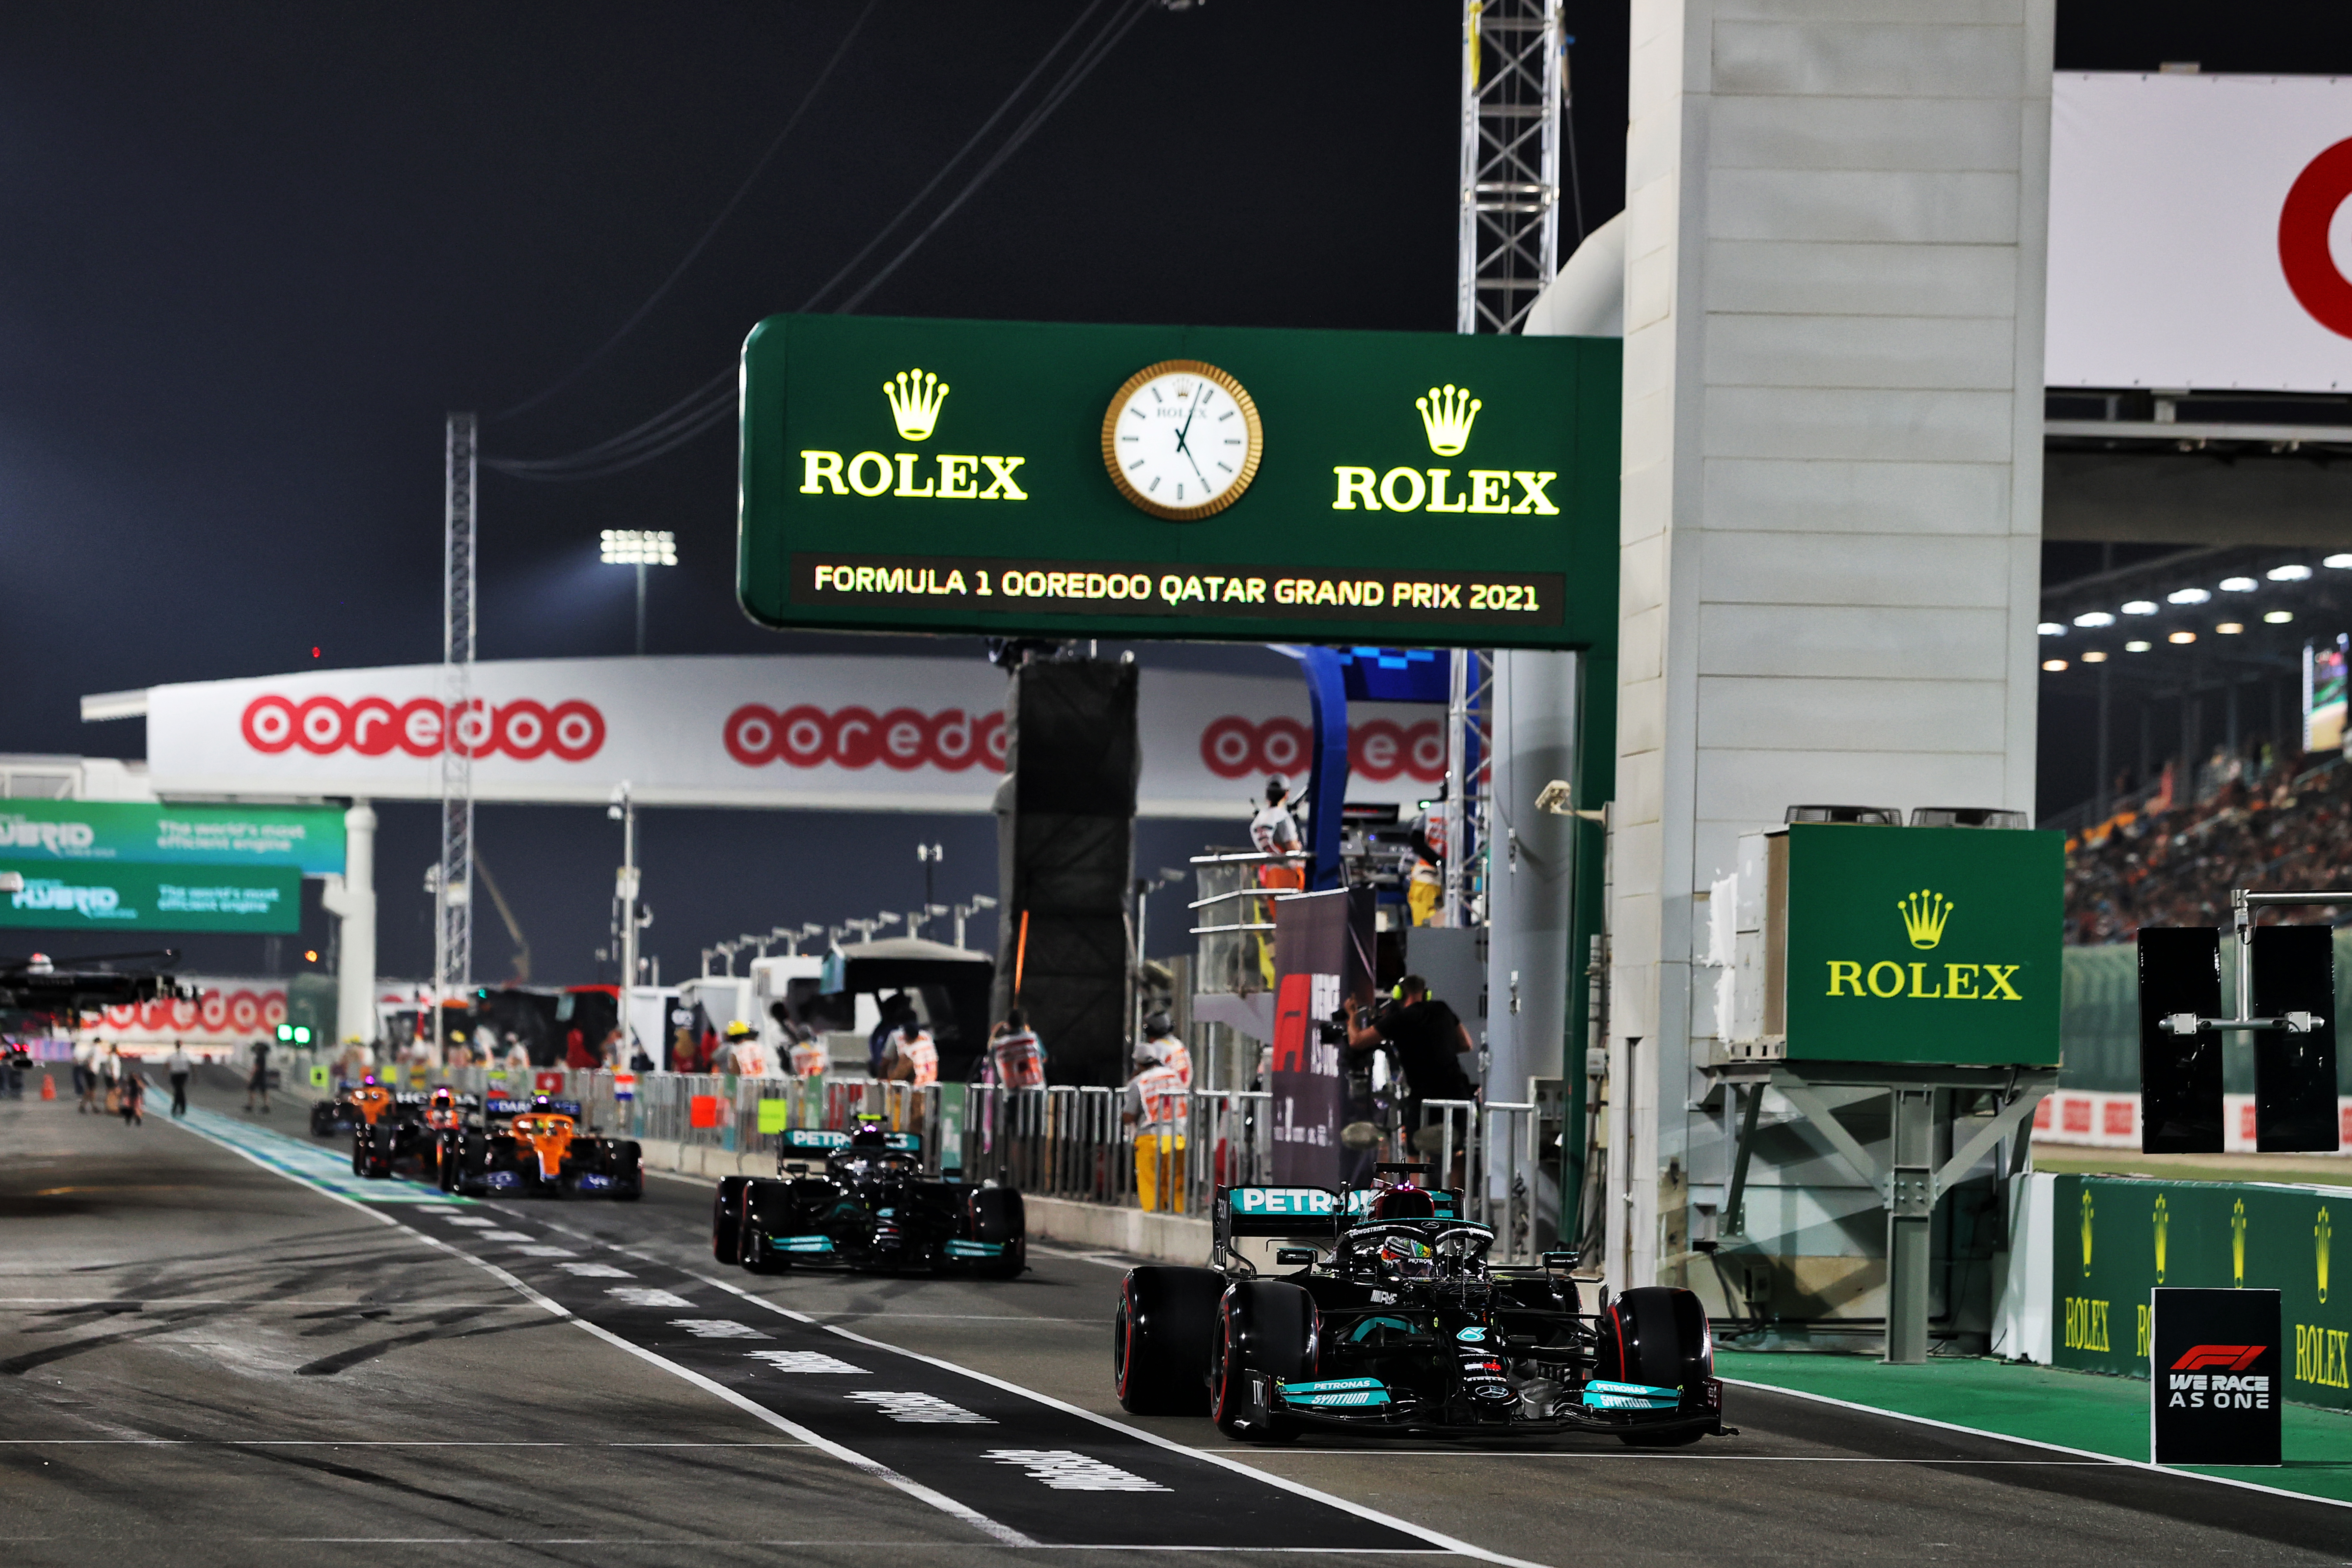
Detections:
[486, 0, 882, 427]
[484, 0, 1155, 483]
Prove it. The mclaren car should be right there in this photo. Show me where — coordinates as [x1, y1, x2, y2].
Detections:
[439, 1093, 644, 1200]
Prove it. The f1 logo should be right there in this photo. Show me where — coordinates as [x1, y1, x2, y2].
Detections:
[2171, 1344, 2266, 1372]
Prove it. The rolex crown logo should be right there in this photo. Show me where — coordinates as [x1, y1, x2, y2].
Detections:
[1897, 888, 1954, 949]
[1416, 383, 1481, 456]
[883, 367, 949, 441]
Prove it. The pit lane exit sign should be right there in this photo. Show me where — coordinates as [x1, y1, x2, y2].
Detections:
[735, 314, 1618, 650]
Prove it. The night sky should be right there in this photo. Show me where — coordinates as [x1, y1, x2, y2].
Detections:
[1, 2, 2341, 985]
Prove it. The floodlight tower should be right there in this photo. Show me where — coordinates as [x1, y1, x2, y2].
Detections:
[1456, 0, 1566, 334]
[601, 530, 677, 656]
[433, 413, 478, 1063]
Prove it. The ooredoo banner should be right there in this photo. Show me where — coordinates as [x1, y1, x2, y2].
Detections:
[143, 655, 1449, 817]
[2048, 73, 2352, 391]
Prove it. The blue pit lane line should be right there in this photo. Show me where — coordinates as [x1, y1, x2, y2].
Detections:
[160, 1107, 1538, 1563]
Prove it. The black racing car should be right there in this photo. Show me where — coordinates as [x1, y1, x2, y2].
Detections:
[309, 1084, 368, 1138]
[438, 1094, 645, 1200]
[713, 1123, 1025, 1277]
[1112, 1167, 1729, 1446]
[355, 1087, 475, 1181]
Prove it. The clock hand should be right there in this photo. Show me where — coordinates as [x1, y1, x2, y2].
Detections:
[1173, 379, 1213, 456]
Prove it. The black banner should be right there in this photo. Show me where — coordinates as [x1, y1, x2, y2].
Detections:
[792, 553, 1565, 628]
[2250, 924, 2342, 1152]
[2152, 1287, 2282, 1466]
[2138, 927, 2224, 1153]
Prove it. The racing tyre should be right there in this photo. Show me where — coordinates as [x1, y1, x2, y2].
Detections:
[738, 1180, 792, 1275]
[714, 1176, 750, 1263]
[311, 1103, 337, 1138]
[351, 1132, 368, 1176]
[437, 1133, 459, 1192]
[612, 1140, 644, 1201]
[1114, 1266, 1224, 1416]
[968, 1186, 1026, 1279]
[1599, 1286, 1713, 1447]
[1210, 1280, 1316, 1443]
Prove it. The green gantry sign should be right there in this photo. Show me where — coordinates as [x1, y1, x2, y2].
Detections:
[735, 314, 1620, 649]
[1781, 823, 2063, 1066]
[2053, 1174, 2349, 1413]
[0, 800, 346, 876]
[0, 860, 303, 934]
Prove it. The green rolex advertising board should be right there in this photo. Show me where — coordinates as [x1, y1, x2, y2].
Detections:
[0, 800, 344, 876]
[1781, 824, 2063, 1066]
[735, 314, 1619, 650]
[2053, 1174, 2349, 1413]
[0, 861, 302, 934]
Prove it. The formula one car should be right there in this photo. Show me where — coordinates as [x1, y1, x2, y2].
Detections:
[438, 1094, 645, 1200]
[354, 1086, 473, 1181]
[309, 1083, 371, 1138]
[713, 1122, 1025, 1277]
[1112, 1166, 1729, 1446]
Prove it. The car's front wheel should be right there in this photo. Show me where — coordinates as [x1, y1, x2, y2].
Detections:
[1210, 1280, 1315, 1442]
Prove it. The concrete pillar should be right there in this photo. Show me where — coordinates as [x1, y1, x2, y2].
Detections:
[1609, 0, 2053, 1295]
[335, 799, 377, 1046]
[1485, 652, 1579, 1106]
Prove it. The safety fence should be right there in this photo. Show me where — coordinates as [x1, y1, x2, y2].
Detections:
[362, 1065, 1543, 1259]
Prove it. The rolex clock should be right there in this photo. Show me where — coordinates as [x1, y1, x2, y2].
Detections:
[1100, 359, 1263, 521]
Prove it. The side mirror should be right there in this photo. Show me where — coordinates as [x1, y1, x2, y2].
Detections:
[1540, 1250, 1581, 1270]
[785, 1162, 809, 1176]
[1275, 1247, 1317, 1268]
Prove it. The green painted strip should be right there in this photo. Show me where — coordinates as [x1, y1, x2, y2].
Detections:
[170, 1106, 471, 1206]
[1720, 1351, 2352, 1507]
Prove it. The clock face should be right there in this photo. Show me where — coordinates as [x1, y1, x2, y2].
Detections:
[1100, 360, 1263, 521]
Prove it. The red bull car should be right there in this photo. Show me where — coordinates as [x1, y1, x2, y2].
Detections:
[713, 1123, 1024, 1277]
[439, 1094, 644, 1200]
[1112, 1166, 1730, 1446]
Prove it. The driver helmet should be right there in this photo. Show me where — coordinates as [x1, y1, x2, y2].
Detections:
[1378, 1232, 1437, 1280]
[848, 1116, 890, 1148]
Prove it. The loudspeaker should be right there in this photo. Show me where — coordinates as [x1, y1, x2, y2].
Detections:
[992, 660, 1139, 1087]
[2138, 927, 2223, 1154]
[2250, 924, 2340, 1152]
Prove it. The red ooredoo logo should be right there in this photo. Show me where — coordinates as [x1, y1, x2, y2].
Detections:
[1200, 716, 1447, 783]
[240, 695, 606, 761]
[724, 704, 1008, 772]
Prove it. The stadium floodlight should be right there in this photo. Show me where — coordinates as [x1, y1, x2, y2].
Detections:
[2168, 588, 2211, 605]
[2072, 611, 2115, 628]
[2168, 631, 2196, 644]
[600, 530, 678, 656]
[2216, 622, 2244, 635]
[2041, 658, 2067, 672]
[2267, 564, 2313, 582]
[2327, 554, 2352, 570]
[2082, 651, 2109, 663]
[2265, 610, 2295, 624]
[2219, 576, 2258, 592]
[2121, 600, 2157, 616]
[2037, 622, 2065, 637]
[2125, 640, 2152, 652]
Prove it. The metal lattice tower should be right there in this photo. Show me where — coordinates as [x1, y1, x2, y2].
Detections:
[1456, 0, 1566, 335]
[433, 413, 478, 1057]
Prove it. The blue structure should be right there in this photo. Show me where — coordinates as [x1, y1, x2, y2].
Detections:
[1269, 645, 1351, 891]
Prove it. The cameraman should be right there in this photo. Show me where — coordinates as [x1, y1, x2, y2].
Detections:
[1343, 974, 1476, 1156]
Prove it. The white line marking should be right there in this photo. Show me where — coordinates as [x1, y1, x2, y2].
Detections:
[512, 1245, 576, 1257]
[441, 1216, 496, 1227]
[669, 1318, 771, 1339]
[605, 1286, 694, 1308]
[1720, 1377, 2352, 1513]
[474, 1230, 533, 1242]
[554, 1263, 633, 1278]
[844, 1391, 994, 1424]
[687, 1268, 1551, 1568]
[987, 1448, 1169, 1492]
[746, 1350, 869, 1374]
[1205, 1451, 2118, 1464]
[156, 1110, 1038, 1549]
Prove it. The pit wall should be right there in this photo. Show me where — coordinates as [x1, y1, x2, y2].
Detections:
[1994, 1170, 2351, 1412]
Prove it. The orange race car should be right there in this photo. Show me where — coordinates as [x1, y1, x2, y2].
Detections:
[439, 1094, 643, 1200]
[355, 1085, 472, 1181]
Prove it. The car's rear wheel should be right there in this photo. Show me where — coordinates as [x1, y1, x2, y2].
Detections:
[1114, 1265, 1225, 1416]
[713, 1176, 750, 1262]
[1210, 1280, 1315, 1442]
[1598, 1285, 1713, 1446]
[612, 1140, 644, 1201]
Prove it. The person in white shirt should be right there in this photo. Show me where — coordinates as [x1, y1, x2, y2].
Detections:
[166, 1041, 193, 1118]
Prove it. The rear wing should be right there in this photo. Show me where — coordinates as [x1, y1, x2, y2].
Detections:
[484, 1096, 583, 1121]
[1213, 1185, 1462, 1246]
[780, 1128, 921, 1154]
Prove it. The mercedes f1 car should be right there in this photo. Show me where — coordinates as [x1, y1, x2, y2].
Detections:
[1112, 1167, 1730, 1446]
[713, 1123, 1024, 1277]
[438, 1094, 645, 1200]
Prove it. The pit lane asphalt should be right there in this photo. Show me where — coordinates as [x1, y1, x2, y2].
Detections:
[4, 1085, 2348, 1568]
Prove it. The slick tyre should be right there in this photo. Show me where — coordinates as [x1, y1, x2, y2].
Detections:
[612, 1141, 644, 1201]
[1599, 1285, 1713, 1447]
[1210, 1280, 1316, 1443]
[968, 1186, 1026, 1279]
[713, 1176, 750, 1264]
[1114, 1265, 1225, 1416]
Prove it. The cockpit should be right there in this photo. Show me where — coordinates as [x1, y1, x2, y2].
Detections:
[1336, 1221, 1495, 1285]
